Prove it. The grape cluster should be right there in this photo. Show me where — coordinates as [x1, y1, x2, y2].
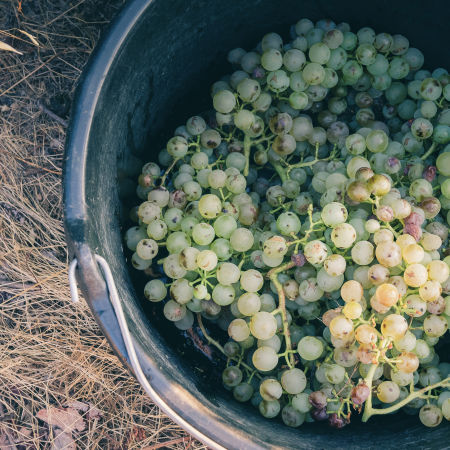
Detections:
[125, 17, 450, 429]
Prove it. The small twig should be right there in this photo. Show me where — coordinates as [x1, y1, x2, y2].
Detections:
[2, 268, 66, 303]
[38, 100, 68, 127]
[0, 54, 57, 97]
[142, 437, 189, 450]
[2, 152, 62, 175]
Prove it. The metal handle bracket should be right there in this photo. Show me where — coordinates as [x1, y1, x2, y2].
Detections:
[68, 255, 225, 450]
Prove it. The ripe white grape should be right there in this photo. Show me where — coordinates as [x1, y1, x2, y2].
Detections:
[281, 368, 307, 394]
[329, 315, 354, 339]
[196, 250, 218, 271]
[252, 346, 279, 371]
[375, 241, 402, 267]
[198, 194, 222, 219]
[212, 284, 235, 306]
[144, 279, 167, 302]
[377, 381, 400, 403]
[304, 240, 328, 265]
[241, 269, 264, 292]
[298, 336, 324, 361]
[323, 254, 346, 276]
[230, 228, 254, 252]
[381, 314, 408, 340]
[351, 240, 374, 265]
[228, 318, 250, 342]
[331, 223, 357, 248]
[250, 312, 278, 340]
[340, 280, 363, 303]
[321, 202, 348, 226]
[299, 278, 324, 302]
[238, 292, 261, 316]
[216, 262, 241, 285]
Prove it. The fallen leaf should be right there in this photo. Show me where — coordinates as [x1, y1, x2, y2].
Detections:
[64, 401, 102, 419]
[87, 404, 102, 420]
[0, 41, 23, 55]
[36, 407, 85, 433]
[64, 401, 88, 412]
[52, 429, 76, 450]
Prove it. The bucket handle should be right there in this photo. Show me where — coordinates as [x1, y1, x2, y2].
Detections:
[68, 255, 226, 450]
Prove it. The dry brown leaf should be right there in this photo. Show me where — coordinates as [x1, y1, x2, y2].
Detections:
[52, 429, 76, 450]
[64, 401, 103, 419]
[36, 408, 85, 433]
[0, 41, 23, 55]
[17, 30, 40, 47]
[64, 401, 89, 412]
[87, 404, 103, 420]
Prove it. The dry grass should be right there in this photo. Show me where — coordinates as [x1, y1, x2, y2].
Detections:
[0, 1, 205, 448]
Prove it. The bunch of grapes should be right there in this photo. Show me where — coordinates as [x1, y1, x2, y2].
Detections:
[124, 17, 450, 429]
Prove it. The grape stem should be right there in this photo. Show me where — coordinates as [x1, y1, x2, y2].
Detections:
[160, 157, 180, 186]
[196, 314, 260, 377]
[362, 370, 450, 422]
[266, 261, 295, 368]
[420, 141, 437, 160]
[243, 134, 252, 176]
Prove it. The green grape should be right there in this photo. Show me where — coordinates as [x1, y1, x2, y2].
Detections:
[213, 90, 236, 113]
[324, 364, 346, 384]
[292, 392, 312, 413]
[240, 269, 264, 292]
[276, 211, 301, 235]
[211, 238, 233, 260]
[166, 231, 190, 254]
[213, 215, 237, 239]
[253, 346, 279, 372]
[135, 238, 158, 260]
[442, 398, 450, 421]
[230, 228, 254, 252]
[298, 336, 324, 361]
[180, 216, 198, 236]
[261, 48, 283, 71]
[170, 278, 194, 304]
[309, 42, 330, 64]
[228, 318, 250, 342]
[186, 116, 206, 135]
[281, 368, 307, 394]
[222, 366, 243, 387]
[192, 223, 215, 245]
[302, 62, 326, 85]
[436, 152, 450, 176]
[321, 202, 347, 226]
[420, 78, 442, 101]
[238, 292, 261, 316]
[419, 404, 443, 427]
[125, 226, 148, 251]
[131, 252, 152, 270]
[281, 405, 305, 427]
[260, 379, 283, 401]
[167, 136, 188, 158]
[144, 279, 167, 302]
[267, 70, 290, 93]
[283, 48, 306, 72]
[237, 78, 261, 102]
[259, 399, 281, 418]
[233, 383, 254, 402]
[250, 312, 277, 340]
[163, 300, 187, 322]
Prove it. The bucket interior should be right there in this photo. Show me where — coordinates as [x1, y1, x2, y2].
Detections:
[71, 0, 450, 447]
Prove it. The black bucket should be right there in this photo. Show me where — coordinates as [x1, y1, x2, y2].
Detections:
[64, 1, 450, 448]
